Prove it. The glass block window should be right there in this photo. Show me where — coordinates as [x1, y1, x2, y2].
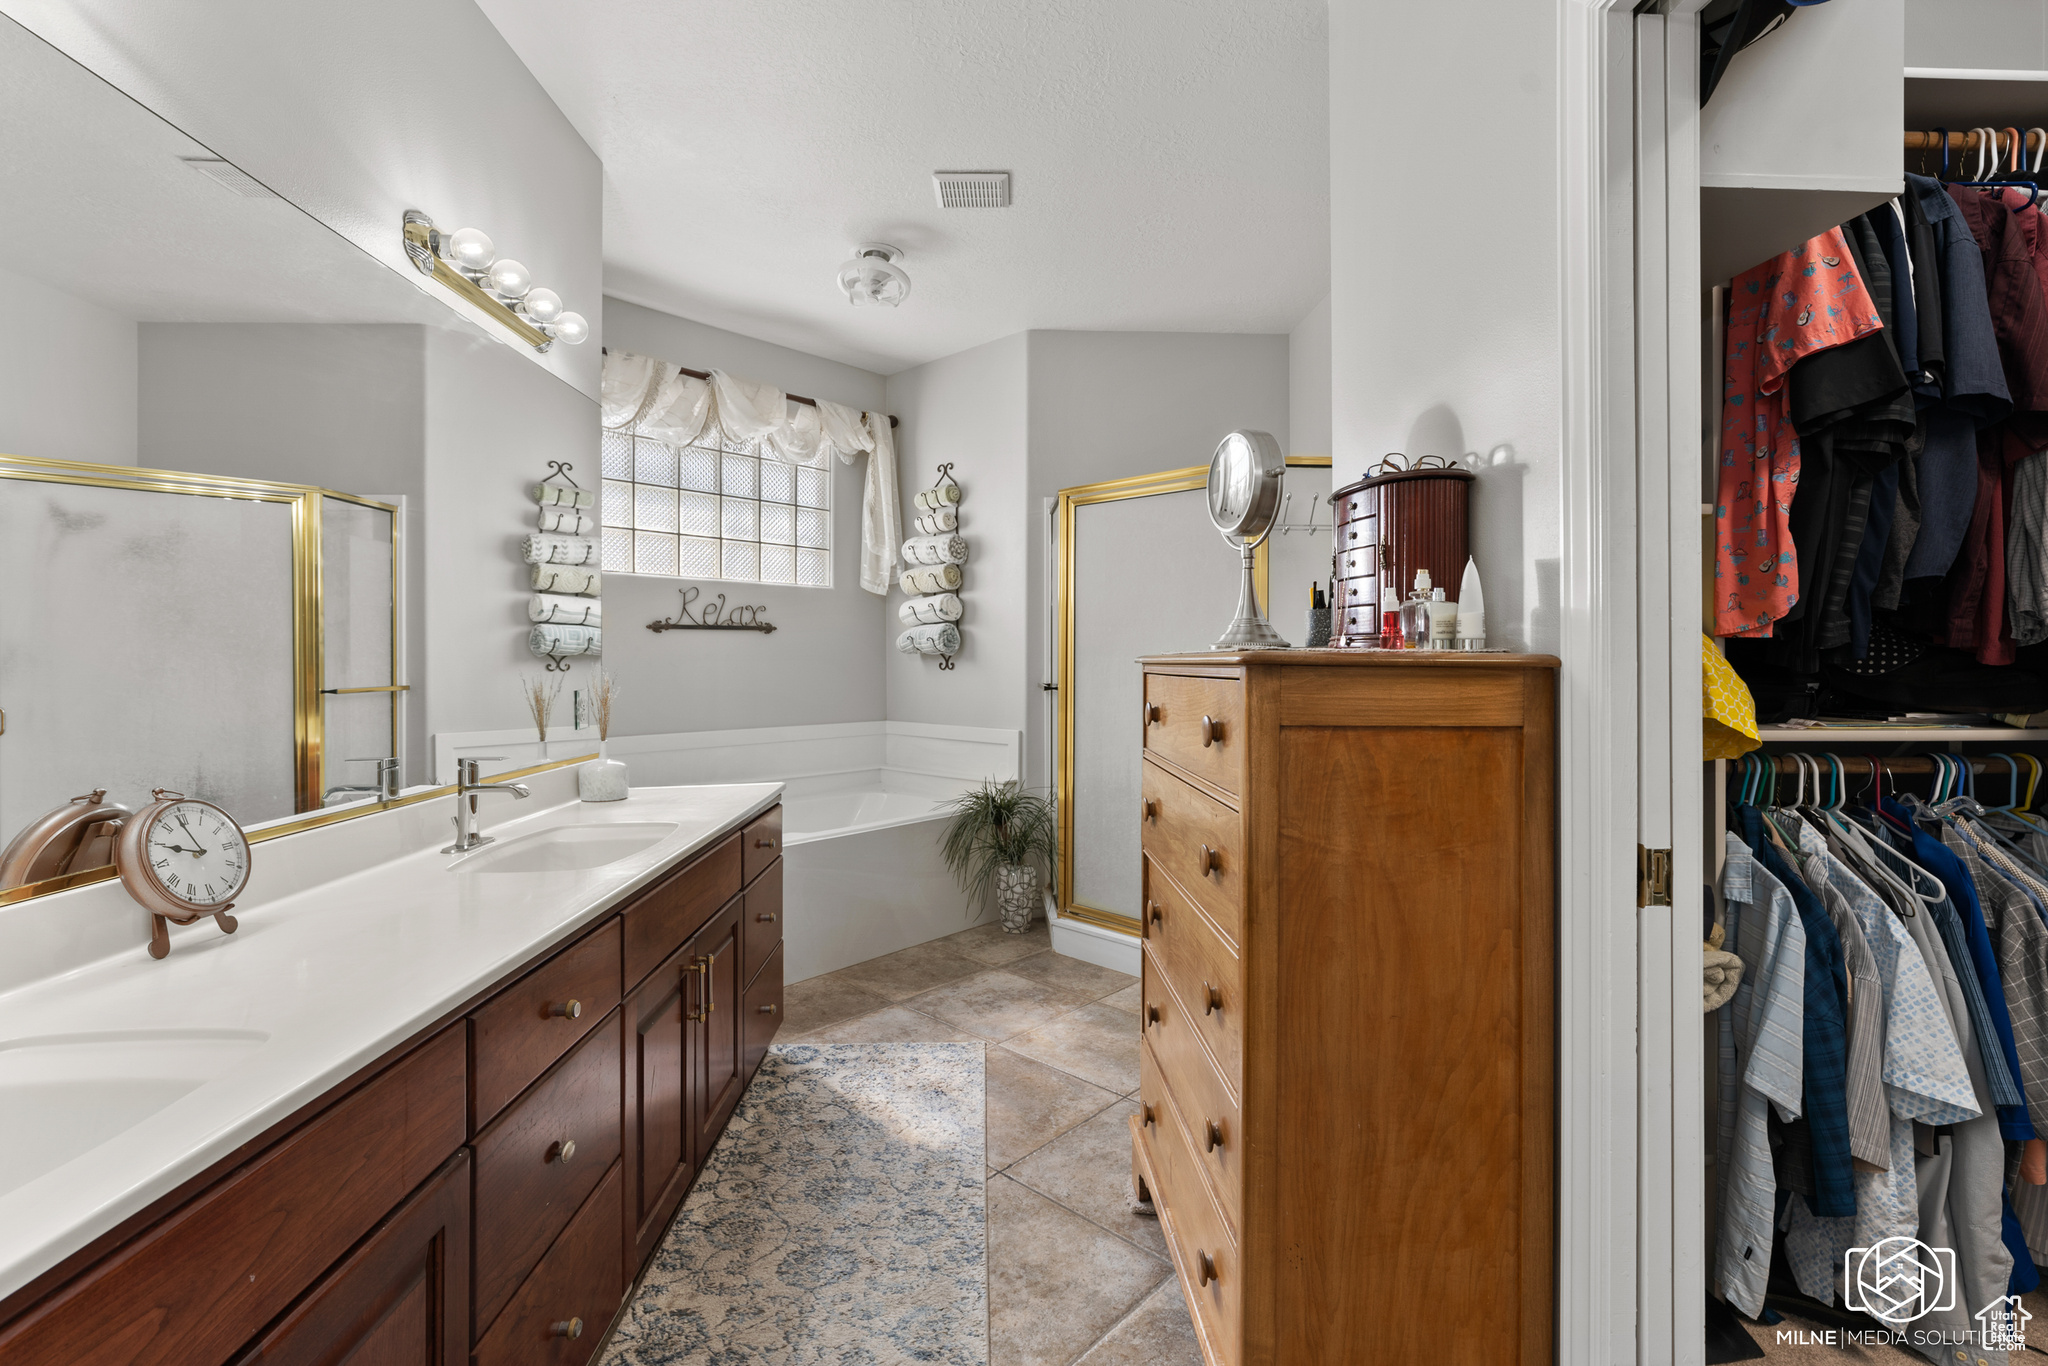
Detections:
[600, 428, 830, 587]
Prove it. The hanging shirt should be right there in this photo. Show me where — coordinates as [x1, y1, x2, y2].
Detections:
[1950, 819, 2048, 1129]
[1716, 834, 1807, 1318]
[1714, 229, 1886, 637]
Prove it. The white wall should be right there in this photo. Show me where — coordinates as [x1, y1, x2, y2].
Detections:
[0, 264, 135, 466]
[595, 298, 889, 737]
[1288, 294, 1332, 457]
[883, 333, 1031, 738]
[0, 0, 604, 402]
[1329, 0, 1560, 654]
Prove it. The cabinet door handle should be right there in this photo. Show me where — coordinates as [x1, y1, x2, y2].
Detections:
[1203, 982, 1221, 1016]
[550, 1317, 584, 1339]
[1147, 1004, 1161, 1027]
[1143, 702, 1160, 725]
[546, 1138, 577, 1164]
[1141, 798, 1156, 822]
[1197, 1251, 1218, 1286]
[757, 911, 777, 923]
[547, 998, 583, 1020]
[755, 837, 777, 849]
[1200, 715, 1218, 747]
[687, 956, 714, 1020]
[1205, 1120, 1224, 1153]
[1141, 1105, 1156, 1128]
[1149, 901, 1163, 927]
[759, 1002, 777, 1014]
[1198, 844, 1218, 876]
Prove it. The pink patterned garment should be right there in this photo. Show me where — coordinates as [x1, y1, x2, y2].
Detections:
[1714, 228, 1884, 638]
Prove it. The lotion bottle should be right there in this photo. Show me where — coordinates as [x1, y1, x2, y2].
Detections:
[1428, 588, 1458, 649]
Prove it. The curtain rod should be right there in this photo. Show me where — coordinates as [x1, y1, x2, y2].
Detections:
[601, 347, 898, 428]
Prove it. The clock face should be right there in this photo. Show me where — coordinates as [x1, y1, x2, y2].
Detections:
[144, 800, 249, 908]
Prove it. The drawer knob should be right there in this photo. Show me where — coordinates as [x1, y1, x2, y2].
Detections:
[1143, 702, 1160, 725]
[1141, 1104, 1156, 1128]
[755, 837, 777, 849]
[550, 1317, 584, 1339]
[1149, 901, 1163, 926]
[547, 1138, 577, 1164]
[757, 911, 778, 923]
[548, 998, 583, 1020]
[1147, 1004, 1161, 1027]
[1141, 798, 1157, 822]
[1203, 982, 1221, 1016]
[1197, 1251, 1218, 1286]
[1199, 715, 1219, 747]
[1198, 844, 1218, 876]
[759, 1002, 778, 1014]
[1205, 1119, 1224, 1153]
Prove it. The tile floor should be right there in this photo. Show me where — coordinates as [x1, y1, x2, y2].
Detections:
[780, 920, 1203, 1366]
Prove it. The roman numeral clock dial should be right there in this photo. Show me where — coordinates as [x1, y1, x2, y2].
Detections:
[114, 791, 250, 959]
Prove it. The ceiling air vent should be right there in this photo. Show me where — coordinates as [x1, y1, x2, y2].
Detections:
[181, 157, 280, 199]
[932, 171, 1011, 209]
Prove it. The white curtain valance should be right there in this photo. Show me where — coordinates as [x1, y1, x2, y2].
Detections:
[600, 350, 900, 595]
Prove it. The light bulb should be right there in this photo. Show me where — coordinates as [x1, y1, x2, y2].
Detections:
[485, 258, 532, 299]
[550, 311, 590, 345]
[521, 287, 564, 324]
[437, 226, 495, 273]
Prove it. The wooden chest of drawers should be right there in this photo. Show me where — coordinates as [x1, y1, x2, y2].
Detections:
[1131, 653, 1556, 1366]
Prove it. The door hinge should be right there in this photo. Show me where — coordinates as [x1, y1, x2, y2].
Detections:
[1638, 845, 1673, 908]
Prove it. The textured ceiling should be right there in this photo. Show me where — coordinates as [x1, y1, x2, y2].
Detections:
[473, 0, 1329, 374]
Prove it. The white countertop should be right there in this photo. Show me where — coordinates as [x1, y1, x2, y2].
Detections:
[0, 780, 781, 1303]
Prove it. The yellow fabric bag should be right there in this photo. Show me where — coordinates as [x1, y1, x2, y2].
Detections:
[1703, 634, 1760, 760]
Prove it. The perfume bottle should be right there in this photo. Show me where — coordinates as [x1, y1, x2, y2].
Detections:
[1398, 570, 1434, 650]
[1427, 587, 1458, 649]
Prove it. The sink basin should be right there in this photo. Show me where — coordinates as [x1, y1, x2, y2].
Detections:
[461, 822, 678, 874]
[0, 1029, 268, 1199]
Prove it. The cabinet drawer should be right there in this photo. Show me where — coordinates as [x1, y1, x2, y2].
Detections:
[1131, 1061, 1239, 1366]
[1142, 949, 1241, 1232]
[745, 938, 785, 1078]
[1339, 545, 1376, 579]
[471, 919, 621, 1132]
[0, 1027, 465, 1366]
[743, 858, 783, 989]
[623, 834, 741, 990]
[1141, 856, 1240, 1088]
[1140, 761, 1243, 945]
[743, 804, 783, 886]
[473, 1012, 622, 1336]
[1142, 672, 1243, 799]
[473, 1162, 622, 1366]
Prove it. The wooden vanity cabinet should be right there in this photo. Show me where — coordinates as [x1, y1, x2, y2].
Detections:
[688, 895, 747, 1159]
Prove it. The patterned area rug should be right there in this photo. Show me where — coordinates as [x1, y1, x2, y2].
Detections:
[598, 1042, 988, 1365]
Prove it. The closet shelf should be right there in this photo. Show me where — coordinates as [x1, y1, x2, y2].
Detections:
[1755, 726, 2048, 743]
[1904, 67, 2048, 129]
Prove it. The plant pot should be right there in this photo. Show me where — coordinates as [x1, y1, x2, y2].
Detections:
[995, 862, 1038, 934]
[579, 742, 629, 802]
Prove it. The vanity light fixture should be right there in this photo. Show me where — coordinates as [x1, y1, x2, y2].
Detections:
[401, 210, 589, 352]
[837, 243, 910, 307]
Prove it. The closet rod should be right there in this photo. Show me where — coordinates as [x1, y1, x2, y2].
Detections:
[600, 347, 898, 428]
[1903, 129, 2047, 155]
[1756, 755, 2033, 777]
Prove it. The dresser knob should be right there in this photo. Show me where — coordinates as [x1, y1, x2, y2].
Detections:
[757, 911, 777, 923]
[1149, 901, 1163, 926]
[1142, 799, 1157, 822]
[1143, 702, 1160, 725]
[1198, 844, 1218, 876]
[759, 1002, 777, 1014]
[548, 999, 583, 1020]
[755, 837, 777, 849]
[1147, 1004, 1161, 1027]
[1203, 983, 1221, 1016]
[1142, 1105, 1156, 1128]
[550, 1317, 584, 1339]
[546, 1138, 577, 1164]
[1349, 529, 1359, 541]
[1200, 715, 1218, 747]
[1205, 1120, 1224, 1153]
[1197, 1251, 1218, 1286]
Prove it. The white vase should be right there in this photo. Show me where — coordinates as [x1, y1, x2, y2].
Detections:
[995, 863, 1038, 934]
[579, 741, 629, 802]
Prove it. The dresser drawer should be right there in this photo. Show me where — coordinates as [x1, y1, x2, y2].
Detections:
[1142, 672, 1243, 799]
[473, 1161, 623, 1366]
[1142, 855, 1240, 1086]
[1338, 545, 1376, 580]
[473, 1011, 623, 1336]
[1143, 949, 1241, 1230]
[743, 804, 783, 886]
[471, 919, 622, 1131]
[743, 857, 783, 989]
[745, 938, 785, 1078]
[1132, 1057, 1240, 1366]
[1140, 761, 1243, 944]
[623, 834, 741, 990]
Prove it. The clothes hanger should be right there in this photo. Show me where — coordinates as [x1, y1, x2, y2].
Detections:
[1937, 126, 2043, 208]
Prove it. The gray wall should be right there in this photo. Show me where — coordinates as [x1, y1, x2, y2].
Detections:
[1906, 0, 2047, 66]
[1289, 295, 1331, 457]
[0, 263, 135, 466]
[597, 298, 889, 737]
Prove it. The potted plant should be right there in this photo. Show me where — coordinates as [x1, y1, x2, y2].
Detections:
[938, 780, 1057, 933]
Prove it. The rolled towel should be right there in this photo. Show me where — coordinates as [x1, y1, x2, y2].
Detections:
[895, 623, 961, 656]
[536, 508, 594, 535]
[915, 482, 961, 511]
[901, 533, 968, 566]
[899, 564, 962, 595]
[913, 506, 958, 535]
[897, 592, 963, 626]
[530, 592, 602, 625]
[531, 563, 602, 595]
[523, 533, 599, 566]
[532, 482, 596, 509]
[529, 623, 602, 658]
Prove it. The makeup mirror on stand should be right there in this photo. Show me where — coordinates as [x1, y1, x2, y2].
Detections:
[1206, 429, 1290, 649]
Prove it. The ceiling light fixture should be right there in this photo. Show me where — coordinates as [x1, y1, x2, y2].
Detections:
[400, 210, 588, 351]
[837, 243, 910, 308]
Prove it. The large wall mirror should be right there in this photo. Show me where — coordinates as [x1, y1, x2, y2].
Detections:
[0, 15, 577, 901]
[1053, 456, 1331, 934]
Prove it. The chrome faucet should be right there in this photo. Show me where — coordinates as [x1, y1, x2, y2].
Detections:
[346, 756, 404, 801]
[442, 756, 530, 853]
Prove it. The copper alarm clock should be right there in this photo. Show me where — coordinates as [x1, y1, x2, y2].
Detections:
[114, 789, 250, 959]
